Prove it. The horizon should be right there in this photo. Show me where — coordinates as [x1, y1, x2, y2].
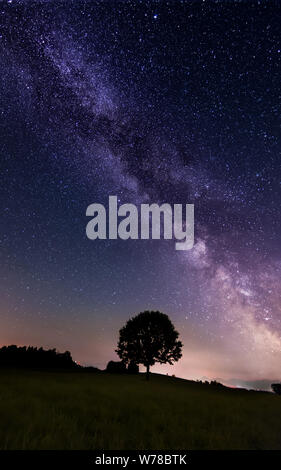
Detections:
[0, 341, 278, 392]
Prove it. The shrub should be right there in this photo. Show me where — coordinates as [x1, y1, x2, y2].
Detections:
[271, 383, 281, 395]
[106, 360, 127, 374]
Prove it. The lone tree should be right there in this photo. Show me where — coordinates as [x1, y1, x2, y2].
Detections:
[116, 310, 183, 380]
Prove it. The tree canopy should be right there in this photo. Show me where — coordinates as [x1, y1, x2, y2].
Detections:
[116, 310, 182, 379]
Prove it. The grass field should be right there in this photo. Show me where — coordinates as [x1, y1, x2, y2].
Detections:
[0, 369, 280, 450]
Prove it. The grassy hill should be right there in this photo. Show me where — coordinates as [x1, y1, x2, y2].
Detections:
[0, 369, 280, 450]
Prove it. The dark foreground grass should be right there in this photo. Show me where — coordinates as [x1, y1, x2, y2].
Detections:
[0, 369, 280, 449]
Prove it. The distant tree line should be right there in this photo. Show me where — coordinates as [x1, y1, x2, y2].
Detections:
[0, 345, 77, 369]
[196, 379, 225, 388]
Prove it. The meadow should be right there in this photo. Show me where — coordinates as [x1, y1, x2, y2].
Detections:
[0, 369, 280, 450]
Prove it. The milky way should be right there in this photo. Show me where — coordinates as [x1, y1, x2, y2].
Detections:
[1, 0, 281, 389]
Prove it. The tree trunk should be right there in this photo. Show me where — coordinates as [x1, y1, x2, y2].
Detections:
[146, 364, 150, 381]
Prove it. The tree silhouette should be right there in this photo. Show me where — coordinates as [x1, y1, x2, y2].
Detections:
[0, 345, 77, 369]
[116, 310, 183, 380]
[271, 383, 281, 395]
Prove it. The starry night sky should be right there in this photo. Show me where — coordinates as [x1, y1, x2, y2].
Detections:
[1, 0, 281, 388]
